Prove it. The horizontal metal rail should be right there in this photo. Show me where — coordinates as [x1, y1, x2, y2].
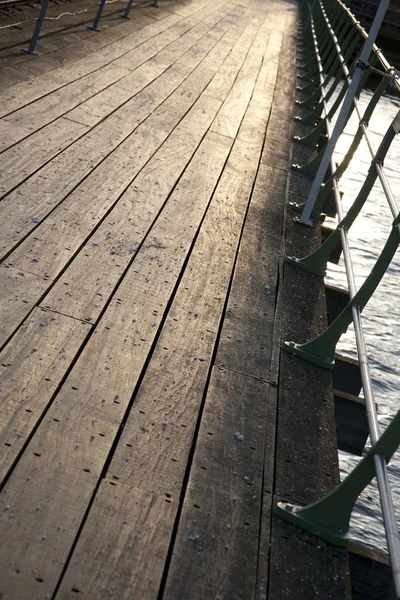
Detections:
[299, 0, 392, 224]
[337, 0, 400, 94]
[277, 0, 400, 596]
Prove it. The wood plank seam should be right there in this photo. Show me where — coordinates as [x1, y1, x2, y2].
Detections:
[213, 364, 279, 386]
[0, 0, 244, 204]
[148, 25, 282, 589]
[252, 21, 298, 600]
[0, 2, 298, 596]
[0, 0, 211, 113]
[0, 0, 235, 152]
[0, 307, 94, 486]
[0, 3, 257, 348]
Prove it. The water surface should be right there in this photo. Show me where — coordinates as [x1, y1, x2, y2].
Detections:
[324, 86, 400, 551]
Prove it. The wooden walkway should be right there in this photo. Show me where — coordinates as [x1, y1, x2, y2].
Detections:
[0, 0, 351, 598]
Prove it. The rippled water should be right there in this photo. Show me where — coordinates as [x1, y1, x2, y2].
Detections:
[323, 85, 400, 551]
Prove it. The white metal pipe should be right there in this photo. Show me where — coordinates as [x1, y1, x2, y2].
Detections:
[299, 0, 391, 224]
[298, 2, 400, 591]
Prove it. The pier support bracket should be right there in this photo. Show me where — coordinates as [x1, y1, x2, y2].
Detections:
[284, 217, 400, 368]
[276, 410, 400, 547]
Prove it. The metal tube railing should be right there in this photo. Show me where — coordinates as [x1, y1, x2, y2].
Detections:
[17, 0, 149, 55]
[277, 0, 400, 596]
[337, 0, 400, 94]
[298, 0, 391, 224]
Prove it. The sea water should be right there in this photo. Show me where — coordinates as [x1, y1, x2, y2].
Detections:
[323, 85, 400, 551]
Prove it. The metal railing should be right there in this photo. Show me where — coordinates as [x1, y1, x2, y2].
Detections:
[0, 0, 151, 55]
[275, 0, 400, 595]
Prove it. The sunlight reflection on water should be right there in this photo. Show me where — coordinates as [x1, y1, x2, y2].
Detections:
[323, 86, 400, 552]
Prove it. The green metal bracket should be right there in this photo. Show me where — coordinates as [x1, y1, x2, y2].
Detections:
[292, 144, 325, 178]
[322, 34, 361, 105]
[276, 409, 400, 547]
[310, 76, 391, 218]
[295, 55, 370, 144]
[289, 115, 399, 275]
[284, 217, 400, 369]
[296, 86, 322, 109]
[294, 116, 328, 148]
[297, 80, 319, 94]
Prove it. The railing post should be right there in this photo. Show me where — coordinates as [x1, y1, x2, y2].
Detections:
[23, 0, 50, 55]
[307, 76, 391, 213]
[284, 217, 400, 368]
[289, 111, 399, 272]
[89, 0, 107, 31]
[298, 0, 391, 225]
[122, 0, 135, 19]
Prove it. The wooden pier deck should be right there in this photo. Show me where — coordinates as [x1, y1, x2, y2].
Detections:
[0, 0, 353, 598]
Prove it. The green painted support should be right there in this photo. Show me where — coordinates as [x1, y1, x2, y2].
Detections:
[292, 146, 324, 177]
[295, 57, 371, 146]
[284, 216, 400, 369]
[293, 96, 396, 202]
[318, 18, 352, 78]
[310, 76, 391, 217]
[276, 409, 400, 546]
[296, 86, 321, 109]
[322, 34, 361, 104]
[296, 80, 319, 94]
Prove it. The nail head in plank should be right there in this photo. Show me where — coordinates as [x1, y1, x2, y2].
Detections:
[0, 308, 91, 483]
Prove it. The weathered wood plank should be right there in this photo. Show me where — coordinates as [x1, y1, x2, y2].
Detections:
[0, 265, 50, 348]
[2, 10, 259, 331]
[214, 166, 286, 375]
[0, 38, 215, 258]
[261, 9, 298, 170]
[0, 0, 228, 142]
[56, 481, 179, 600]
[66, 0, 240, 127]
[0, 117, 88, 198]
[0, 121, 33, 153]
[0, 129, 233, 600]
[0, 1, 252, 260]
[0, 0, 138, 56]
[113, 0, 230, 71]
[0, 64, 131, 147]
[209, 15, 273, 138]
[0, 11, 181, 113]
[268, 509, 350, 599]
[162, 92, 290, 600]
[52, 79, 276, 598]
[41, 124, 231, 323]
[0, 308, 91, 483]
[104, 104, 269, 499]
[0, 20, 271, 593]
[163, 368, 271, 600]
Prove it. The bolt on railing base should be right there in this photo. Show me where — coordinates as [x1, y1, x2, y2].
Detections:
[283, 340, 335, 369]
[292, 215, 315, 228]
[275, 502, 349, 547]
[289, 201, 306, 211]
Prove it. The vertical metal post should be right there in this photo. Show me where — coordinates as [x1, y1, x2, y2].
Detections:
[23, 0, 50, 55]
[299, 0, 391, 225]
[89, 0, 107, 31]
[122, 0, 134, 19]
